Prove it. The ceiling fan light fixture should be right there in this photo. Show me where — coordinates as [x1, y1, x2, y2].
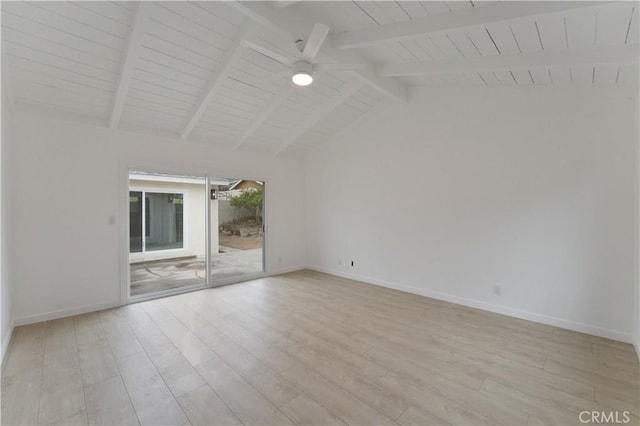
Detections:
[292, 71, 312, 86]
[292, 61, 313, 86]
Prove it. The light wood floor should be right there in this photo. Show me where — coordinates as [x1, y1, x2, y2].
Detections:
[2, 270, 638, 425]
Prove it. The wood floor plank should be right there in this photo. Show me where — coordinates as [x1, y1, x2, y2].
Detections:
[364, 346, 485, 391]
[283, 327, 389, 383]
[39, 347, 85, 424]
[280, 394, 347, 426]
[217, 322, 309, 374]
[595, 388, 640, 416]
[78, 345, 120, 386]
[195, 356, 294, 425]
[283, 344, 409, 420]
[377, 372, 494, 425]
[3, 270, 638, 426]
[2, 342, 44, 378]
[480, 378, 581, 425]
[543, 359, 639, 399]
[84, 376, 139, 426]
[280, 364, 396, 425]
[1, 367, 42, 425]
[152, 351, 206, 398]
[204, 330, 301, 408]
[176, 385, 242, 426]
[116, 352, 189, 425]
[508, 338, 639, 376]
[450, 350, 595, 401]
[51, 410, 88, 425]
[397, 405, 450, 426]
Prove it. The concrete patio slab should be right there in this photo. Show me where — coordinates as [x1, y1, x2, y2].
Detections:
[130, 247, 263, 296]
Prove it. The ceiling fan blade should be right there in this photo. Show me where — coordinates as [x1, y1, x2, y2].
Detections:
[313, 62, 371, 72]
[302, 23, 330, 62]
[257, 70, 289, 86]
[241, 39, 294, 68]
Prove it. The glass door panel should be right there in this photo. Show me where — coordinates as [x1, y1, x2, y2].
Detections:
[210, 178, 265, 284]
[129, 173, 206, 297]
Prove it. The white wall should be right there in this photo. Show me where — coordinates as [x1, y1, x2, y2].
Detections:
[1, 90, 15, 362]
[9, 109, 306, 324]
[635, 90, 640, 358]
[306, 87, 637, 343]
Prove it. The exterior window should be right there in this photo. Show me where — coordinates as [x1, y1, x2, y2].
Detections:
[129, 191, 184, 253]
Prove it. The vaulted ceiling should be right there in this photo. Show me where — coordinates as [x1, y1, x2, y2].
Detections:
[2, 1, 638, 155]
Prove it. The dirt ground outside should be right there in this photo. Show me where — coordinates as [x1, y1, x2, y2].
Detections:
[219, 233, 263, 250]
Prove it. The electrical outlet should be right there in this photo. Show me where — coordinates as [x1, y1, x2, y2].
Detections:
[493, 285, 502, 296]
[351, 260, 355, 267]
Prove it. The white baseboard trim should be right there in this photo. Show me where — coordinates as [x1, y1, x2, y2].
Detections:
[269, 265, 306, 276]
[13, 301, 120, 327]
[1, 320, 15, 369]
[11, 267, 306, 326]
[307, 265, 634, 344]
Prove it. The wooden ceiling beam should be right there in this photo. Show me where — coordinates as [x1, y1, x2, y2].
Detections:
[273, 1, 301, 9]
[179, 25, 249, 141]
[109, 2, 150, 129]
[332, 1, 607, 49]
[233, 83, 294, 150]
[377, 44, 640, 77]
[273, 82, 363, 155]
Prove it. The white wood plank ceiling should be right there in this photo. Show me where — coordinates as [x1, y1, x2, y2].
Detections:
[2, 1, 638, 154]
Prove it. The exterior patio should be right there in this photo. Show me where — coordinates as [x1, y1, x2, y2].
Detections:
[130, 246, 263, 296]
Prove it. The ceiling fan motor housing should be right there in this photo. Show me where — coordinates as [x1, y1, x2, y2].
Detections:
[293, 60, 313, 74]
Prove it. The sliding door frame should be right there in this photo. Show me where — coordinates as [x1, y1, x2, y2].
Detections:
[205, 176, 211, 288]
[120, 165, 269, 304]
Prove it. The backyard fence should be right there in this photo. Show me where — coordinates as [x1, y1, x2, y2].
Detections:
[218, 199, 253, 225]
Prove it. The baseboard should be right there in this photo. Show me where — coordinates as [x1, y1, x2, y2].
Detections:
[269, 265, 306, 276]
[13, 301, 120, 327]
[1, 320, 15, 370]
[12, 267, 306, 326]
[306, 265, 634, 344]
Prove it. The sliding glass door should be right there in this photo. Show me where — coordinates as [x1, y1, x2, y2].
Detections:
[129, 173, 206, 297]
[210, 178, 265, 283]
[128, 172, 265, 298]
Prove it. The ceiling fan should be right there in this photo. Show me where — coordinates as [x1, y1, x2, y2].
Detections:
[291, 23, 330, 86]
[244, 23, 366, 87]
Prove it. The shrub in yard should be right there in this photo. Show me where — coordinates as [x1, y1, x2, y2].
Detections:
[219, 217, 259, 235]
[229, 188, 262, 224]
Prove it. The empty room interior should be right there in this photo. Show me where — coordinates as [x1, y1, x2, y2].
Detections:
[1, 1, 640, 425]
